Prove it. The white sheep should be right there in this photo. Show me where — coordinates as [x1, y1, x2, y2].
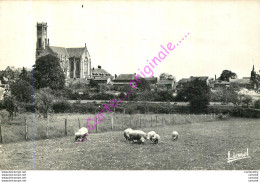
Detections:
[75, 127, 89, 142]
[172, 131, 179, 141]
[129, 130, 147, 144]
[147, 131, 156, 140]
[151, 133, 160, 144]
[123, 128, 133, 142]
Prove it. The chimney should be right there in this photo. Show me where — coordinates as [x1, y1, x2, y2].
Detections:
[215, 75, 216, 80]
[98, 65, 101, 69]
[85, 43, 86, 48]
[48, 39, 49, 45]
[115, 74, 117, 79]
[92, 67, 94, 70]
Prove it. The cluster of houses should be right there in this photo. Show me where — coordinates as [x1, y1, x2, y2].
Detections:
[0, 63, 259, 100]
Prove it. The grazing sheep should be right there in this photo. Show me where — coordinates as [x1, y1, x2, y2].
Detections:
[147, 131, 156, 140]
[123, 128, 133, 142]
[172, 131, 179, 141]
[75, 127, 89, 142]
[129, 130, 147, 144]
[151, 133, 160, 144]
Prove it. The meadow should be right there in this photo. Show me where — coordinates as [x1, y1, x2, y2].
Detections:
[0, 115, 259, 170]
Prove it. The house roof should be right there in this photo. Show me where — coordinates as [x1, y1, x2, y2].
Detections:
[92, 68, 111, 75]
[178, 78, 191, 84]
[229, 79, 251, 85]
[114, 74, 136, 81]
[66, 47, 85, 58]
[157, 80, 174, 85]
[48, 46, 68, 57]
[190, 76, 208, 81]
[214, 81, 230, 85]
[93, 77, 110, 81]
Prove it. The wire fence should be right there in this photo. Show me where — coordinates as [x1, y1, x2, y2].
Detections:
[0, 113, 219, 143]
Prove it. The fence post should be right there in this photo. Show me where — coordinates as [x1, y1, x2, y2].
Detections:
[150, 116, 152, 127]
[0, 118, 2, 143]
[162, 117, 164, 126]
[140, 115, 141, 127]
[78, 118, 81, 129]
[156, 116, 157, 127]
[130, 117, 132, 127]
[25, 118, 28, 140]
[111, 117, 114, 131]
[124, 108, 125, 114]
[46, 116, 49, 139]
[65, 118, 67, 136]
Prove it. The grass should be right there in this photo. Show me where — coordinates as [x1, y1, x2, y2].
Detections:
[0, 117, 259, 170]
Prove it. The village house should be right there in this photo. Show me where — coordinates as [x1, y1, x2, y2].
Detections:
[91, 66, 113, 85]
[156, 79, 176, 90]
[176, 76, 209, 91]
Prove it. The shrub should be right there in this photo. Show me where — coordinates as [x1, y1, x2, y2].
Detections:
[53, 100, 72, 113]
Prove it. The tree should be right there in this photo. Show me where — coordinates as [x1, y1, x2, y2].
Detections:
[186, 79, 210, 113]
[3, 95, 17, 119]
[10, 80, 32, 103]
[254, 99, 260, 109]
[89, 79, 98, 89]
[137, 77, 150, 91]
[33, 54, 65, 90]
[35, 87, 55, 118]
[219, 70, 237, 81]
[241, 95, 252, 108]
[159, 73, 175, 81]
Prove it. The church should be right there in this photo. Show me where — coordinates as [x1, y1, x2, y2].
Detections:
[36, 22, 92, 79]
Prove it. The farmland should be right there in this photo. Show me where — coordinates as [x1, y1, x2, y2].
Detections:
[0, 116, 259, 170]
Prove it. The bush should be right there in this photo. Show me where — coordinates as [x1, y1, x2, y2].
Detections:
[53, 100, 72, 113]
[255, 99, 260, 109]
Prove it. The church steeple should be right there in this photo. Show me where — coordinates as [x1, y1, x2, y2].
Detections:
[36, 22, 48, 59]
[251, 64, 256, 81]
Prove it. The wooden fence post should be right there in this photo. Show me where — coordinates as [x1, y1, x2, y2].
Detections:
[156, 116, 157, 127]
[140, 115, 141, 127]
[111, 117, 114, 131]
[150, 116, 152, 127]
[25, 118, 28, 140]
[46, 116, 49, 139]
[124, 108, 125, 114]
[0, 119, 3, 143]
[130, 117, 132, 127]
[162, 117, 164, 126]
[65, 118, 67, 136]
[78, 118, 81, 129]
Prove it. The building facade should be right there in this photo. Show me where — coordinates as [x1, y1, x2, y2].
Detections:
[36, 22, 92, 79]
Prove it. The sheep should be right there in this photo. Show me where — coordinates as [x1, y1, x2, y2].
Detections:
[147, 131, 160, 144]
[123, 128, 133, 142]
[151, 133, 160, 144]
[172, 131, 179, 141]
[129, 130, 147, 144]
[75, 127, 89, 142]
[147, 131, 156, 140]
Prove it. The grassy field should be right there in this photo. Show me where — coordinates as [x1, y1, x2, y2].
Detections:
[0, 117, 259, 170]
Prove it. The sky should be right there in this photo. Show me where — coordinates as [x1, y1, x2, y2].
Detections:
[0, 0, 260, 81]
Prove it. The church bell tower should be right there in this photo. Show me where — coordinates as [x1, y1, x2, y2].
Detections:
[36, 22, 48, 59]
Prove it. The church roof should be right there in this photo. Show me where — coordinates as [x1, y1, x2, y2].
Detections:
[66, 48, 85, 58]
[48, 46, 68, 56]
